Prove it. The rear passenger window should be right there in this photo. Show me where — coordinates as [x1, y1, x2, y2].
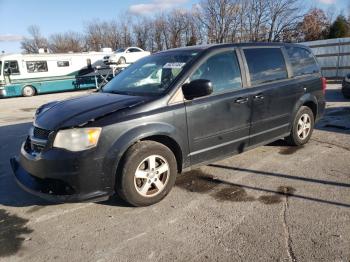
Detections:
[286, 46, 319, 76]
[190, 51, 242, 94]
[244, 48, 288, 86]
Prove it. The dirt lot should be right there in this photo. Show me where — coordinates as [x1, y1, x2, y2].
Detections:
[0, 85, 349, 262]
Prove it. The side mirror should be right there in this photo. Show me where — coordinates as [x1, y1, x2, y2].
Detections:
[182, 79, 213, 100]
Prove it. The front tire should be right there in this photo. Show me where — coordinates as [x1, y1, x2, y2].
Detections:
[286, 106, 314, 146]
[22, 86, 35, 97]
[118, 57, 126, 64]
[116, 141, 177, 206]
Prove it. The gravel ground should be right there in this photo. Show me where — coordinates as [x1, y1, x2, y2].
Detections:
[0, 85, 349, 262]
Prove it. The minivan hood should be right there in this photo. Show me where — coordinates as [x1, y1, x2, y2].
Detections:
[34, 92, 149, 130]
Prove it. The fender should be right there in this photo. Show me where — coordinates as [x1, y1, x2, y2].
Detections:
[102, 122, 189, 188]
[290, 93, 318, 130]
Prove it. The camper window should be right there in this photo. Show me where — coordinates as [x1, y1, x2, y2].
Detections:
[26, 61, 48, 73]
[4, 60, 20, 74]
[0, 61, 2, 75]
[57, 61, 69, 67]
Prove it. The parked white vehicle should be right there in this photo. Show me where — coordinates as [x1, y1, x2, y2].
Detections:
[104, 47, 150, 65]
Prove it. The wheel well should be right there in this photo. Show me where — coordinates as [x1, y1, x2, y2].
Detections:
[303, 101, 317, 119]
[140, 135, 183, 173]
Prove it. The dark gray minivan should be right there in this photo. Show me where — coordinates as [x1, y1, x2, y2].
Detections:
[11, 43, 326, 206]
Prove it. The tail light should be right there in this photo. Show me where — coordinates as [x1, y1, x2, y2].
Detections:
[321, 77, 327, 95]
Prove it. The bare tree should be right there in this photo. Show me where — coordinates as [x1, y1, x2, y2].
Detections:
[245, 0, 269, 41]
[119, 16, 133, 48]
[167, 9, 188, 48]
[105, 21, 121, 50]
[21, 0, 319, 54]
[152, 15, 167, 51]
[184, 12, 199, 46]
[21, 25, 48, 53]
[266, 0, 302, 42]
[196, 0, 241, 43]
[133, 17, 151, 50]
[85, 21, 105, 51]
[49, 31, 84, 53]
[85, 20, 122, 51]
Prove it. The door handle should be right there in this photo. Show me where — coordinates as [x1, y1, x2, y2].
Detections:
[253, 94, 264, 100]
[234, 97, 249, 104]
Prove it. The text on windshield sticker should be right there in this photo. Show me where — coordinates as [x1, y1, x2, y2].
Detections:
[163, 63, 186, 69]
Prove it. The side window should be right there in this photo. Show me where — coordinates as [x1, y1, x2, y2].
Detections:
[190, 51, 242, 94]
[243, 48, 288, 86]
[57, 61, 70, 67]
[129, 48, 142, 52]
[26, 61, 48, 73]
[4, 60, 20, 74]
[286, 46, 319, 76]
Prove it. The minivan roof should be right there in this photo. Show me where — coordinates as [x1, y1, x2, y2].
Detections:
[158, 42, 309, 54]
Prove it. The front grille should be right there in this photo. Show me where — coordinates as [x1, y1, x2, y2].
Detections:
[24, 126, 51, 155]
[33, 127, 51, 140]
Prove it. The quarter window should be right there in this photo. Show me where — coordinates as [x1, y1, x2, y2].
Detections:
[57, 61, 70, 67]
[4, 60, 20, 74]
[286, 46, 319, 76]
[26, 61, 48, 73]
[190, 51, 242, 94]
[244, 48, 288, 85]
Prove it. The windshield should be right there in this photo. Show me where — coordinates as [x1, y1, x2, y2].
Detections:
[102, 51, 199, 96]
[116, 48, 125, 53]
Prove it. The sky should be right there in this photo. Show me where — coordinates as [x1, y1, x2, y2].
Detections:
[0, 0, 348, 53]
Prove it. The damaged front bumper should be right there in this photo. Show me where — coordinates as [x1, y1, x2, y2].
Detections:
[10, 142, 114, 203]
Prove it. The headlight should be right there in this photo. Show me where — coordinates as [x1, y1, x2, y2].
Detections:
[53, 128, 102, 152]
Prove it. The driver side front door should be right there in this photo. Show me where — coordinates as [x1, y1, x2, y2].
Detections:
[185, 50, 252, 165]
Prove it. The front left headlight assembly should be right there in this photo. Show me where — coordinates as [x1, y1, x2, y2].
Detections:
[53, 128, 102, 152]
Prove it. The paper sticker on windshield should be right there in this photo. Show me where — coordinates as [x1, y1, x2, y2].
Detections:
[163, 63, 186, 69]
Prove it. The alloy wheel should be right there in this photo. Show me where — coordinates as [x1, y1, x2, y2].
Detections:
[134, 155, 170, 197]
[297, 113, 311, 140]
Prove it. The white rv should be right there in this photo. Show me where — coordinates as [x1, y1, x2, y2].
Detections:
[0, 50, 113, 97]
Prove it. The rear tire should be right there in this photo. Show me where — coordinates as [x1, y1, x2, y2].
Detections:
[116, 141, 177, 207]
[285, 106, 314, 146]
[22, 86, 35, 97]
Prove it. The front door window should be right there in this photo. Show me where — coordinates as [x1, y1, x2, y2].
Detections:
[190, 51, 242, 94]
